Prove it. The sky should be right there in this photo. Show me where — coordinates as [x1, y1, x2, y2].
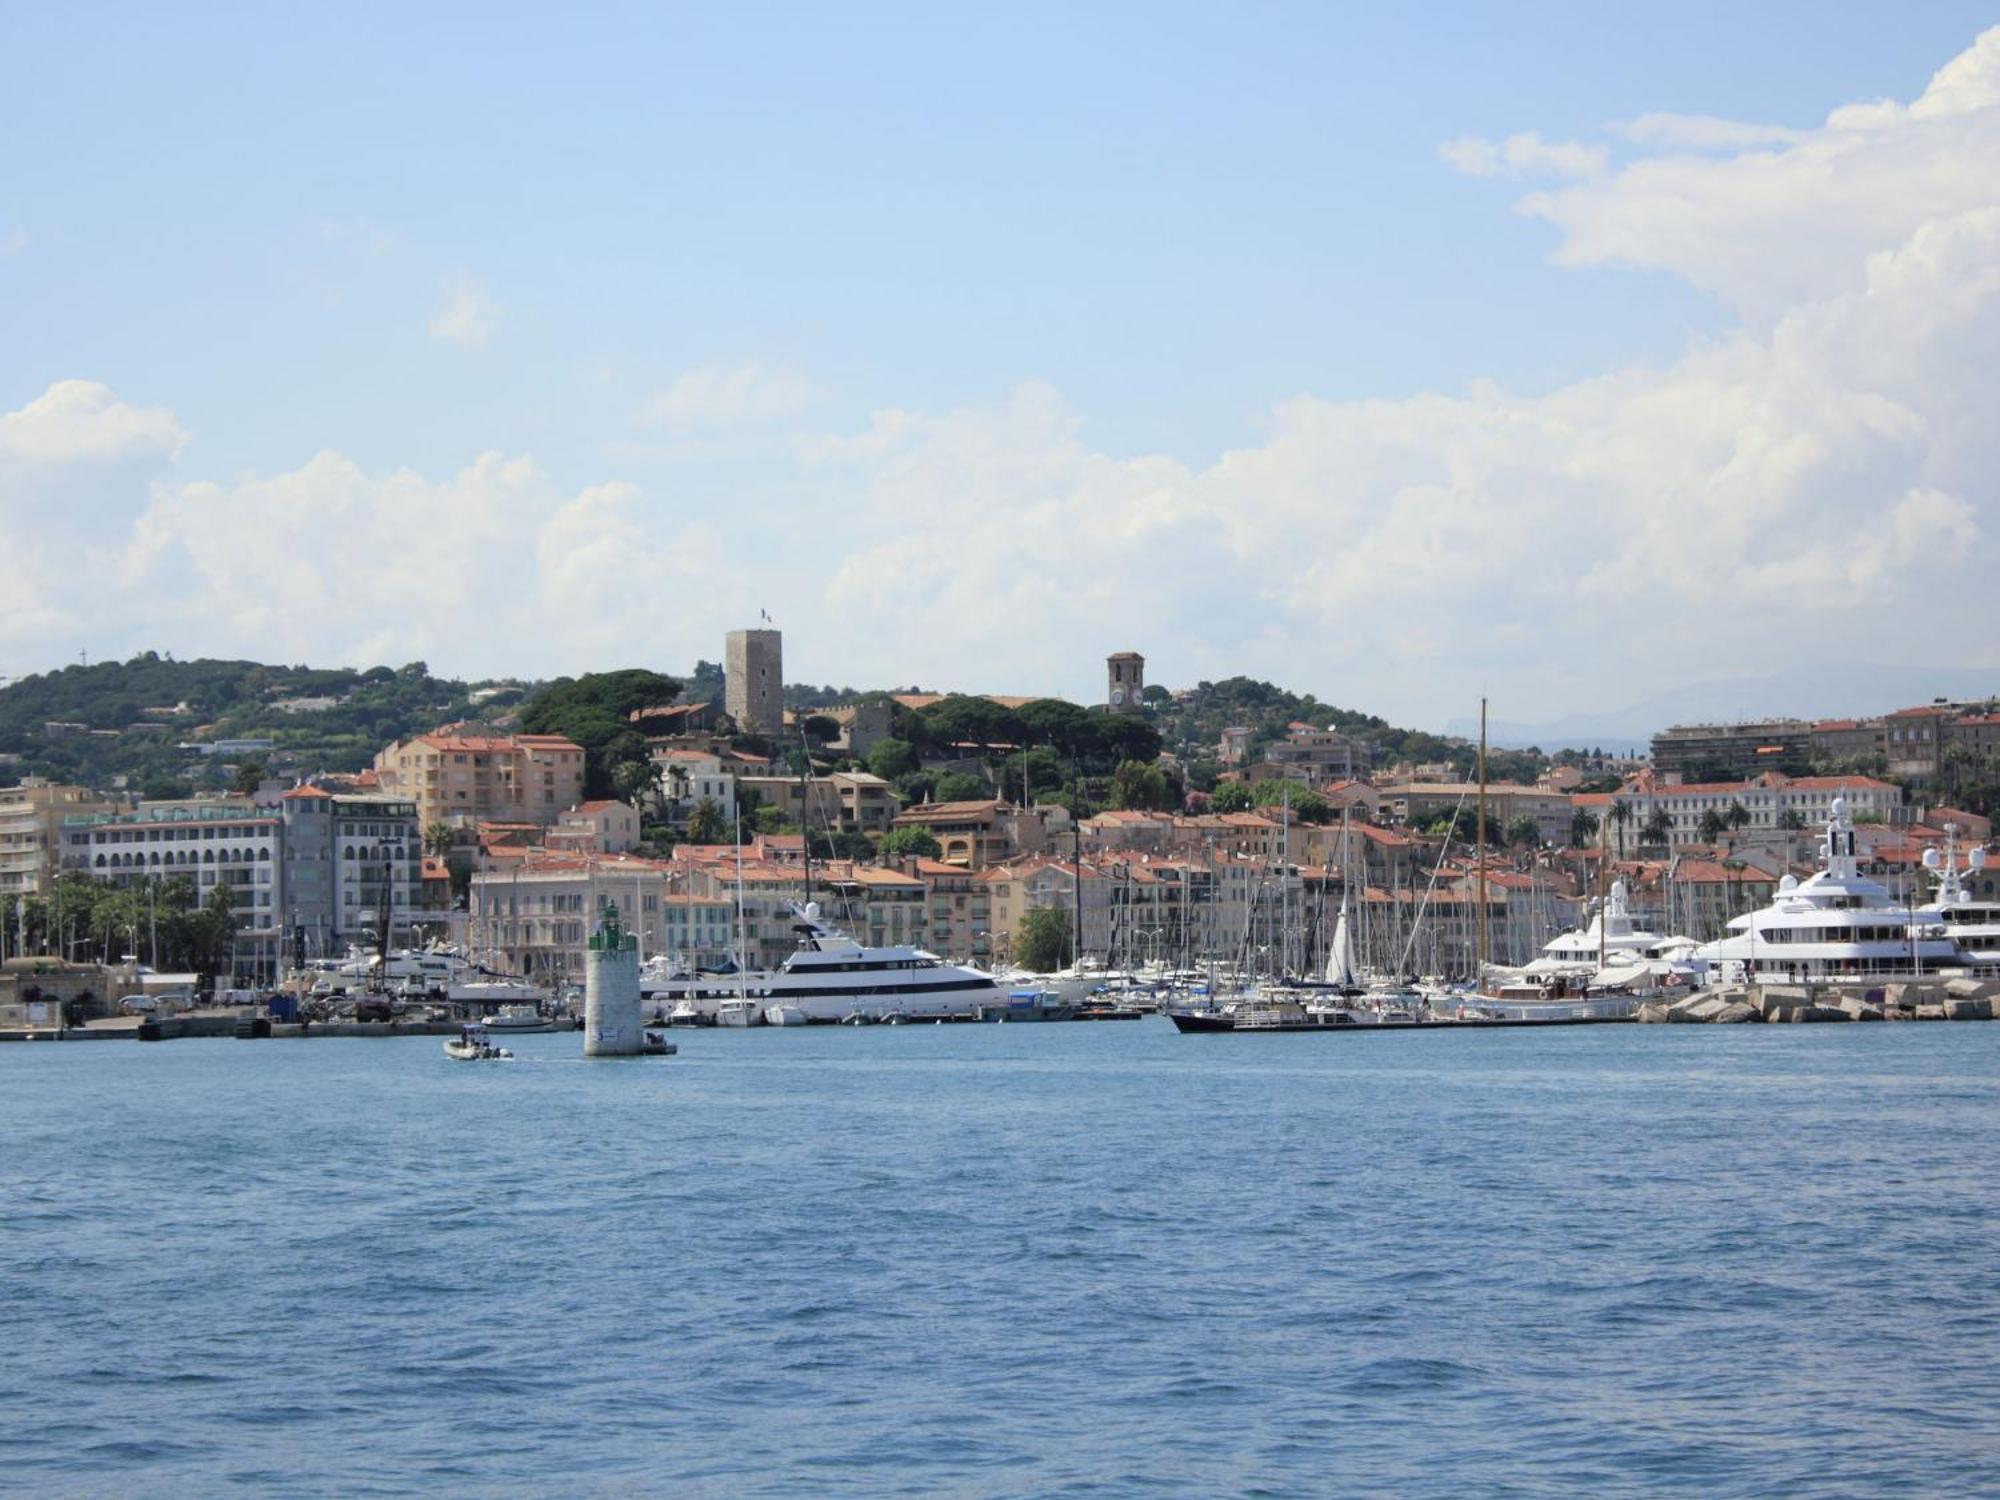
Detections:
[4, 4, 1999, 730]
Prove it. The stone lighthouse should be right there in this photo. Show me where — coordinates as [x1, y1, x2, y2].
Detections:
[1107, 651, 1145, 714]
[583, 899, 642, 1056]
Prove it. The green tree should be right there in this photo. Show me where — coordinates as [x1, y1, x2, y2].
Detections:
[918, 696, 1023, 752]
[800, 714, 840, 747]
[520, 669, 681, 798]
[1698, 808, 1727, 842]
[877, 826, 943, 860]
[1001, 745, 1067, 805]
[186, 882, 238, 986]
[1248, 780, 1329, 823]
[1639, 810, 1673, 848]
[612, 757, 661, 812]
[932, 771, 989, 802]
[1570, 808, 1599, 847]
[1209, 781, 1253, 813]
[1013, 698, 1096, 753]
[1109, 759, 1173, 812]
[686, 797, 726, 845]
[866, 737, 918, 780]
[423, 821, 455, 858]
[1016, 905, 1074, 971]
[1724, 799, 1752, 831]
[893, 770, 937, 805]
[1506, 815, 1543, 849]
[1609, 799, 1633, 859]
[230, 759, 267, 795]
[1778, 808, 1806, 831]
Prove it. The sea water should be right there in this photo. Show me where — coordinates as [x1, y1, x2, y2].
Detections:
[3, 1022, 1997, 1497]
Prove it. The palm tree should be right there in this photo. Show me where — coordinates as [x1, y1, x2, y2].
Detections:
[1640, 809, 1673, 850]
[612, 757, 662, 813]
[1609, 800, 1632, 860]
[1570, 808, 1599, 848]
[422, 822, 454, 859]
[1725, 799, 1752, 832]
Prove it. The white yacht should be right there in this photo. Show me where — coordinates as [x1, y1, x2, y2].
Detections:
[1917, 824, 2000, 974]
[478, 1002, 560, 1033]
[754, 903, 1002, 1022]
[1695, 798, 1968, 984]
[1524, 881, 1688, 974]
[453, 977, 549, 1009]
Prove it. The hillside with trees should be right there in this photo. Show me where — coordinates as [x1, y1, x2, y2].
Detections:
[1151, 676, 1546, 785]
[0, 655, 502, 792]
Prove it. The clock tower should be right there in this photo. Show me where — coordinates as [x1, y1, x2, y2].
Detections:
[1106, 651, 1145, 715]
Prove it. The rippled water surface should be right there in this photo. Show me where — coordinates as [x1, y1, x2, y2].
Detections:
[4, 1022, 1998, 1497]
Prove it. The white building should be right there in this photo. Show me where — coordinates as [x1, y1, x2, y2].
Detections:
[469, 856, 735, 978]
[650, 748, 738, 826]
[63, 801, 285, 979]
[1597, 771, 1907, 849]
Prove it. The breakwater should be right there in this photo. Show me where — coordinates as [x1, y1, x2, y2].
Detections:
[1639, 977, 2000, 1024]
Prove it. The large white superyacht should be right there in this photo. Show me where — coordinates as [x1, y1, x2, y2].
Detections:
[1915, 823, 2000, 974]
[754, 903, 1003, 1022]
[1695, 798, 1968, 984]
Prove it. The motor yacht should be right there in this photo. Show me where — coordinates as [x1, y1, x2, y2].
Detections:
[1695, 798, 1968, 984]
[478, 1002, 560, 1033]
[1916, 823, 2000, 974]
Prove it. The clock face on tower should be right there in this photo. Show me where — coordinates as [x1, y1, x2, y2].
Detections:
[1111, 688, 1125, 705]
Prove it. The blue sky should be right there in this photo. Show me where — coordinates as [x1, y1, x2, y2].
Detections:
[4, 5, 1999, 726]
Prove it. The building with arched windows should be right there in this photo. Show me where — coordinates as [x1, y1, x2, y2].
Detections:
[56, 789, 421, 980]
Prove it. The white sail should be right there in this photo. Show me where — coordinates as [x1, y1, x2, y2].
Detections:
[1324, 896, 1357, 987]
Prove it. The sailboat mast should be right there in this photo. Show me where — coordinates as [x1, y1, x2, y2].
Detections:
[1280, 781, 1291, 981]
[1476, 697, 1489, 979]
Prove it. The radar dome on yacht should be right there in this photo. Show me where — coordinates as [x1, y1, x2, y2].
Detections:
[1831, 797, 1848, 820]
[803, 901, 823, 920]
[1924, 848, 1943, 870]
[1779, 873, 1799, 893]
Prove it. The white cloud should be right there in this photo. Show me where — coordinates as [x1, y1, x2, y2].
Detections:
[427, 271, 502, 348]
[0, 379, 185, 466]
[6, 31, 2000, 723]
[816, 75, 2000, 719]
[1510, 25, 2000, 322]
[1616, 113, 1803, 151]
[644, 363, 819, 427]
[1440, 130, 1607, 179]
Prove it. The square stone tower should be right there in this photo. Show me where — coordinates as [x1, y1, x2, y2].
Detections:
[725, 628, 783, 732]
[1107, 651, 1145, 714]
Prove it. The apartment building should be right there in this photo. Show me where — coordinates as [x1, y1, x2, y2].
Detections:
[63, 801, 286, 979]
[0, 780, 116, 899]
[1382, 783, 1576, 845]
[1590, 770, 1905, 848]
[1651, 720, 1813, 778]
[1262, 723, 1372, 784]
[469, 855, 736, 977]
[276, 788, 422, 960]
[890, 799, 1048, 868]
[373, 724, 586, 829]
[650, 747, 739, 825]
